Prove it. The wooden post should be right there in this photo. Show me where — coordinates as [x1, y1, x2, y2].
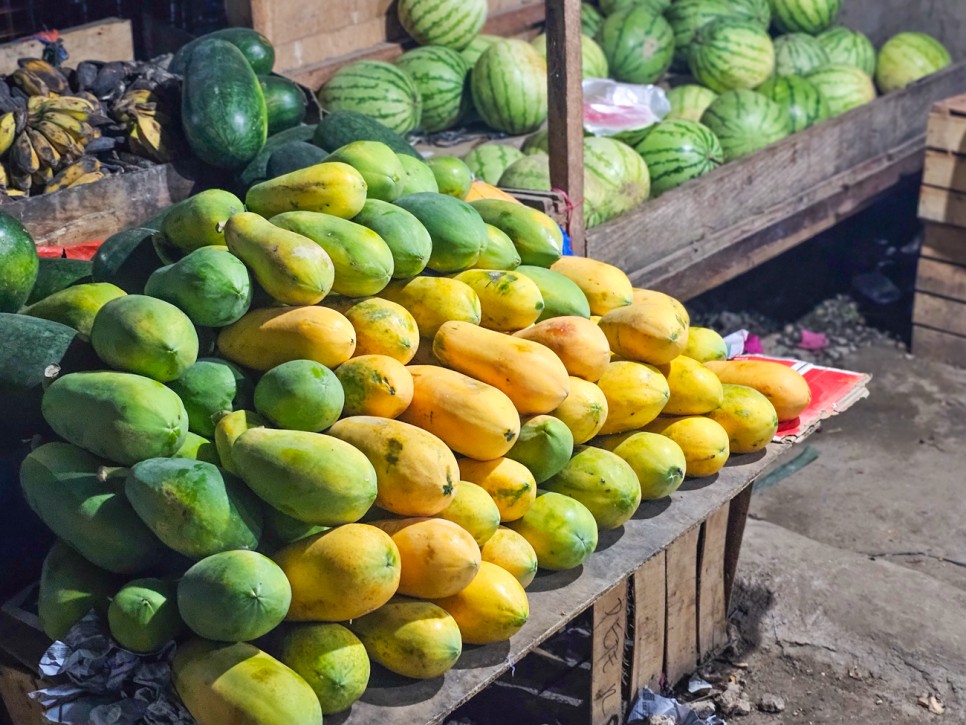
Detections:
[545, 0, 586, 254]
[590, 581, 628, 725]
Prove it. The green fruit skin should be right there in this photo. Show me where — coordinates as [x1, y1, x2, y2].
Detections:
[393, 192, 488, 272]
[326, 141, 406, 202]
[170, 27, 276, 75]
[108, 577, 185, 653]
[515, 265, 591, 320]
[41, 372, 189, 465]
[397, 154, 440, 195]
[507, 491, 599, 570]
[507, 415, 575, 484]
[313, 109, 422, 159]
[27, 257, 93, 305]
[266, 141, 327, 179]
[90, 295, 199, 382]
[20, 442, 167, 573]
[177, 550, 292, 642]
[161, 189, 246, 253]
[263, 507, 329, 546]
[0, 211, 38, 313]
[254, 359, 345, 432]
[541, 446, 642, 530]
[231, 427, 378, 525]
[238, 124, 319, 190]
[91, 227, 165, 294]
[475, 224, 521, 270]
[39, 539, 120, 640]
[168, 358, 252, 438]
[173, 431, 221, 465]
[124, 458, 263, 559]
[24, 282, 126, 337]
[214, 409, 268, 475]
[259, 75, 308, 136]
[351, 199, 433, 278]
[469, 199, 563, 267]
[425, 156, 474, 199]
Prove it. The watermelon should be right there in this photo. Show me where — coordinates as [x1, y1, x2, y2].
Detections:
[318, 61, 422, 134]
[769, 0, 841, 35]
[689, 18, 775, 93]
[665, 0, 761, 67]
[772, 33, 830, 76]
[463, 143, 526, 185]
[804, 65, 876, 116]
[700, 89, 791, 161]
[730, 0, 771, 27]
[521, 128, 549, 155]
[581, 3, 604, 37]
[666, 85, 719, 122]
[498, 153, 551, 190]
[817, 27, 876, 76]
[598, 5, 675, 84]
[460, 34, 500, 68]
[397, 0, 487, 50]
[600, 0, 669, 15]
[531, 33, 609, 79]
[584, 137, 651, 221]
[471, 40, 548, 134]
[634, 120, 724, 196]
[395, 46, 470, 132]
[756, 75, 829, 132]
[875, 33, 952, 94]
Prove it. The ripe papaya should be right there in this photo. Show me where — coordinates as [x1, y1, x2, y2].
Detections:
[551, 376, 609, 444]
[352, 198, 432, 278]
[23, 282, 126, 337]
[631, 288, 690, 326]
[435, 480, 501, 548]
[658, 355, 724, 415]
[542, 446, 642, 529]
[253, 359, 345, 432]
[108, 577, 184, 653]
[515, 265, 591, 321]
[394, 192, 488, 272]
[453, 269, 545, 331]
[474, 223, 521, 270]
[335, 355, 414, 419]
[380, 276, 481, 338]
[705, 384, 779, 453]
[326, 140, 405, 202]
[38, 539, 119, 640]
[506, 415, 574, 484]
[644, 416, 730, 478]
[611, 432, 686, 500]
[160, 189, 245, 253]
[599, 302, 689, 365]
[463, 179, 521, 204]
[168, 358, 253, 438]
[704, 359, 811, 421]
[596, 361, 669, 435]
[550, 256, 632, 315]
[245, 161, 368, 219]
[343, 298, 420, 363]
[512, 316, 610, 381]
[480, 527, 538, 588]
[213, 409, 267, 475]
[431, 561, 528, 644]
[506, 491, 598, 571]
[682, 326, 727, 362]
[458, 457, 536, 523]
[470, 199, 563, 267]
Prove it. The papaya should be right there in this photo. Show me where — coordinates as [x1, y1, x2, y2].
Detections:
[90, 226, 165, 295]
[144, 247, 251, 327]
[168, 358, 253, 438]
[631, 287, 690, 326]
[394, 192, 487, 272]
[596, 361, 669, 435]
[335, 355, 414, 419]
[397, 153, 439, 195]
[611, 432, 687, 500]
[213, 409, 268, 474]
[271, 211, 394, 296]
[658, 355, 724, 415]
[644, 416, 730, 478]
[263, 507, 329, 546]
[434, 320, 570, 415]
[512, 316, 610, 381]
[453, 269, 545, 331]
[426, 155, 473, 199]
[41, 371, 189, 465]
[328, 416, 458, 516]
[326, 140, 405, 202]
[273, 524, 401, 621]
[173, 639, 322, 725]
[705, 384, 779, 453]
[245, 161, 368, 219]
[173, 431, 221, 464]
[254, 359, 345, 432]
[38, 539, 119, 640]
[124, 458, 263, 559]
[480, 527, 538, 588]
[458, 457, 536, 523]
[506, 491, 598, 571]
[400, 365, 520, 460]
[352, 198, 432, 278]
[515, 265, 591, 321]
[380, 277, 481, 338]
[343, 297, 420, 363]
[470, 199, 563, 267]
[704, 359, 811, 421]
[463, 180, 522, 204]
[550, 256, 632, 314]
[435, 480, 501, 548]
[27, 257, 93, 305]
[431, 560, 528, 644]
[347, 597, 461, 679]
[232, 428, 378, 525]
[599, 302, 689, 366]
[475, 224, 521, 270]
[160, 189, 245, 253]
[551, 376, 609, 444]
[682, 326, 727, 363]
[542, 446, 642, 529]
[24, 282, 126, 336]
[90, 295, 199, 382]
[506, 415, 574, 484]
[218, 306, 356, 371]
[20, 442, 166, 573]
[108, 577, 184, 653]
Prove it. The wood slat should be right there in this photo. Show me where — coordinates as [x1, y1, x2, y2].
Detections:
[628, 552, 666, 696]
[926, 112, 966, 154]
[923, 150, 966, 193]
[921, 223, 966, 266]
[590, 581, 628, 725]
[918, 184, 966, 227]
[913, 292, 966, 337]
[0, 660, 43, 725]
[916, 257, 966, 301]
[664, 526, 700, 686]
[724, 485, 754, 608]
[697, 505, 729, 662]
[912, 324, 966, 365]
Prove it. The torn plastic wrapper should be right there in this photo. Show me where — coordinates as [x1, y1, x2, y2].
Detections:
[582, 78, 670, 136]
[626, 687, 727, 725]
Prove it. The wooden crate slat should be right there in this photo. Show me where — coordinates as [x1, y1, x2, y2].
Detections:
[923, 150, 966, 193]
[697, 505, 729, 663]
[913, 292, 966, 337]
[916, 257, 966, 300]
[0, 659, 43, 725]
[921, 223, 966, 265]
[590, 581, 628, 725]
[664, 526, 700, 685]
[628, 552, 666, 696]
[724, 486, 754, 607]
[912, 324, 966, 365]
[925, 112, 966, 153]
[918, 185, 966, 227]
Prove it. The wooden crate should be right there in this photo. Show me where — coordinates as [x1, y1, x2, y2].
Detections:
[0, 658, 43, 725]
[0, 17, 133, 74]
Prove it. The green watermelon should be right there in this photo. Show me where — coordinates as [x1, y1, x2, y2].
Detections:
[459, 34, 500, 68]
[584, 137, 651, 221]
[600, 0, 669, 15]
[581, 3, 604, 36]
[666, 85, 719, 122]
[875, 32, 952, 94]
[700, 89, 791, 161]
[395, 46, 470, 132]
[531, 33, 609, 79]
[471, 39, 548, 134]
[665, 0, 758, 67]
[397, 0, 486, 50]
[817, 27, 877, 76]
[756, 75, 829, 132]
[689, 18, 775, 93]
[772, 33, 830, 76]
[805, 65, 876, 116]
[730, 0, 771, 27]
[318, 60, 422, 134]
[463, 143, 526, 185]
[634, 120, 724, 196]
[497, 153, 551, 190]
[598, 6, 674, 84]
[769, 0, 841, 35]
[521, 128, 549, 155]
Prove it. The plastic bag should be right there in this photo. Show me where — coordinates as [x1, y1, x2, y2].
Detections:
[582, 78, 670, 136]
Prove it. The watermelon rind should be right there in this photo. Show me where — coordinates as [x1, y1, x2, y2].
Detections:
[874, 32, 952, 94]
[666, 85, 719, 122]
[598, 5, 674, 85]
[689, 18, 776, 93]
[471, 39, 549, 134]
[817, 27, 877, 76]
[769, 0, 842, 35]
[772, 33, 830, 76]
[319, 60, 422, 134]
[665, 0, 764, 67]
[397, 0, 487, 50]
[634, 119, 724, 196]
[531, 33, 609, 79]
[700, 88, 791, 161]
[395, 46, 470, 133]
[464, 143, 526, 185]
[498, 153, 552, 191]
[805, 64, 876, 116]
[757, 75, 829, 132]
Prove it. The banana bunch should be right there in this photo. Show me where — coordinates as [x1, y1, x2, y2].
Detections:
[9, 58, 69, 97]
[111, 87, 179, 163]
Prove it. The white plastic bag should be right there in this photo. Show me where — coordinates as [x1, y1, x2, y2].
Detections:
[582, 78, 670, 136]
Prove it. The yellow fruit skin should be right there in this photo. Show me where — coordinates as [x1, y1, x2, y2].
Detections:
[272, 524, 401, 622]
[551, 377, 609, 444]
[631, 288, 690, 326]
[400, 366, 520, 460]
[343, 298, 420, 363]
[464, 180, 524, 204]
[433, 320, 570, 415]
[453, 269, 544, 331]
[599, 302, 689, 365]
[512, 316, 611, 382]
[610, 431, 687, 500]
[218, 306, 355, 371]
[328, 416, 458, 516]
[704, 360, 811, 422]
[245, 161, 368, 219]
[706, 384, 779, 453]
[370, 518, 481, 599]
[644, 416, 730, 478]
[459, 457, 537, 523]
[597, 361, 670, 435]
[436, 480, 502, 547]
[550, 257, 633, 315]
[682, 326, 727, 363]
[380, 276, 481, 338]
[431, 561, 529, 645]
[213, 410, 267, 474]
[480, 527, 538, 588]
[657, 355, 724, 415]
[335, 355, 414, 419]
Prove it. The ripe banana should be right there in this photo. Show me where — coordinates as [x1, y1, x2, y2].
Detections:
[66, 170, 105, 188]
[17, 58, 69, 94]
[10, 68, 49, 97]
[32, 165, 53, 187]
[36, 120, 83, 158]
[43, 95, 96, 119]
[0, 162, 8, 188]
[0, 113, 16, 156]
[26, 127, 60, 168]
[43, 111, 91, 144]
[9, 169, 31, 193]
[44, 157, 100, 194]
[9, 131, 39, 175]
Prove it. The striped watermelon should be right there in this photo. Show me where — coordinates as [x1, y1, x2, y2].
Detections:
[600, 0, 670, 15]
[817, 28, 876, 76]
[700, 89, 791, 160]
[772, 33, 830, 76]
[521, 128, 549, 155]
[665, 0, 764, 67]
[463, 143, 526, 185]
[634, 119, 724, 195]
[875, 32, 952, 94]
[584, 137, 651, 222]
[769, 0, 841, 35]
[532, 33, 609, 79]
[666, 84, 719, 122]
[397, 0, 487, 50]
[581, 3, 604, 37]
[598, 5, 675, 84]
[498, 153, 551, 190]
[805, 65, 876, 116]
[730, 0, 771, 27]
[471, 39, 548, 134]
[689, 18, 775, 93]
[756, 75, 829, 132]
[460, 34, 501, 68]
[395, 46, 469, 132]
[319, 60, 422, 134]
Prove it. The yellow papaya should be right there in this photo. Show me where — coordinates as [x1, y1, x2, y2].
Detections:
[596, 361, 669, 435]
[705, 384, 779, 453]
[704, 359, 811, 422]
[480, 527, 538, 588]
[512, 316, 610, 382]
[599, 302, 689, 365]
[550, 256, 633, 315]
[644, 416, 730, 478]
[335, 355, 414, 419]
[245, 161, 367, 219]
[458, 457, 536, 523]
[431, 561, 529, 644]
[551, 376, 609, 444]
[435, 480, 502, 548]
[657, 355, 724, 415]
[380, 276, 481, 338]
[343, 297, 420, 363]
[631, 288, 690, 326]
[682, 326, 727, 362]
[610, 431, 687, 500]
[464, 180, 524, 204]
[453, 269, 544, 331]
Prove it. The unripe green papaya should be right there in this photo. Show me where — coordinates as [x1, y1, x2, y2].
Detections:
[507, 415, 575, 483]
[351, 199, 432, 278]
[326, 141, 405, 202]
[168, 358, 253, 437]
[254, 359, 344, 432]
[108, 577, 185, 653]
[398, 154, 439, 195]
[393, 192, 487, 272]
[160, 190, 245, 253]
[263, 507, 329, 546]
[425, 155, 473, 198]
[172, 431, 221, 464]
[213, 409, 268, 474]
[23, 283, 126, 336]
[542, 446, 642, 530]
[515, 265, 591, 320]
[470, 199, 564, 267]
[475, 224, 521, 270]
[38, 539, 120, 640]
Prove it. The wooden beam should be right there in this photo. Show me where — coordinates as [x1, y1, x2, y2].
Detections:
[913, 292, 966, 337]
[923, 150, 966, 193]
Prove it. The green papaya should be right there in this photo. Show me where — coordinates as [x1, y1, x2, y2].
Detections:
[351, 199, 432, 279]
[23, 283, 126, 337]
[507, 415, 575, 483]
[168, 358, 253, 437]
[38, 539, 120, 640]
[393, 192, 487, 273]
[259, 75, 308, 136]
[425, 156, 473, 199]
[253, 359, 344, 432]
[475, 224, 521, 270]
[470, 199, 564, 267]
[263, 507, 329, 546]
[397, 154, 439, 195]
[213, 409, 268, 475]
[326, 141, 405, 202]
[27, 257, 92, 305]
[172, 431, 221, 464]
[541, 446, 642, 530]
[160, 189, 246, 254]
[91, 227, 165, 294]
[266, 141, 327, 178]
[108, 577, 184, 653]
[515, 265, 591, 320]
[20, 442, 167, 572]
[0, 211, 38, 313]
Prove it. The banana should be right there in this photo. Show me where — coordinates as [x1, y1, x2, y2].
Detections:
[43, 111, 89, 142]
[44, 157, 100, 194]
[0, 162, 7, 187]
[43, 96, 96, 119]
[36, 120, 83, 158]
[27, 95, 48, 121]
[26, 127, 60, 168]
[17, 58, 69, 94]
[9, 131, 39, 175]
[133, 114, 169, 161]
[0, 113, 16, 156]
[9, 170, 31, 193]
[66, 170, 105, 188]
[10, 68, 49, 97]
[33, 165, 53, 187]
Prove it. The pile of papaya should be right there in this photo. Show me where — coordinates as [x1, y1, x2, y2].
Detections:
[0, 132, 811, 724]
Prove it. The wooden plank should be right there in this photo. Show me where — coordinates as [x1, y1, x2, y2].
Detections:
[590, 581, 628, 725]
[933, 94, 966, 118]
[912, 324, 966, 366]
[664, 526, 700, 686]
[923, 150, 966, 192]
[919, 184, 966, 227]
[0, 659, 43, 725]
[913, 292, 966, 337]
[724, 485, 753, 607]
[921, 223, 966, 265]
[628, 552, 666, 696]
[697, 504, 729, 662]
[839, 0, 966, 52]
[916, 257, 966, 300]
[0, 18, 133, 73]
[925, 113, 966, 154]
